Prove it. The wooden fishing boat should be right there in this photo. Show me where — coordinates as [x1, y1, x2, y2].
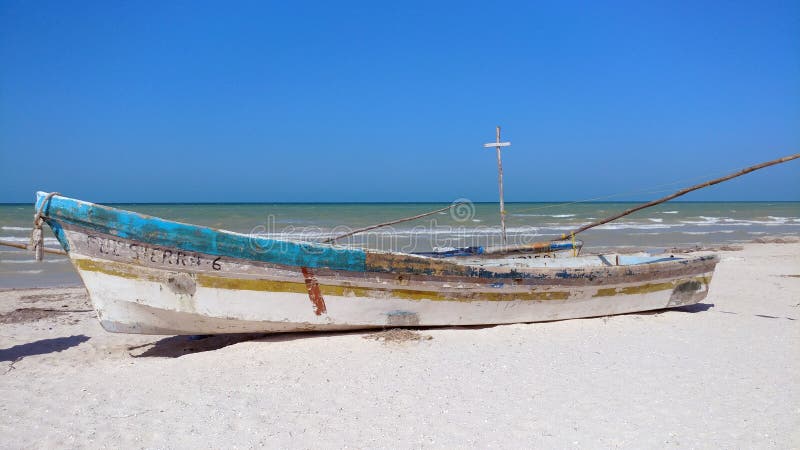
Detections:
[33, 192, 717, 335]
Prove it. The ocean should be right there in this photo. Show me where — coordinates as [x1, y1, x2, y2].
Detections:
[1, 201, 799, 288]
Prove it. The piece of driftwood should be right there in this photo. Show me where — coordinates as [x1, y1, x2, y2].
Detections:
[0, 239, 67, 255]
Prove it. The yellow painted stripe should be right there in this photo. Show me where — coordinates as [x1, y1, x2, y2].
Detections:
[592, 276, 710, 298]
[197, 274, 569, 302]
[75, 258, 570, 302]
[75, 258, 144, 280]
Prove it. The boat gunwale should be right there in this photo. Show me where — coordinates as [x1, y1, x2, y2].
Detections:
[51, 211, 719, 287]
[36, 192, 719, 282]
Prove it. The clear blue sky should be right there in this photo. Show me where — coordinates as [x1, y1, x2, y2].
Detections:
[1, 1, 798, 203]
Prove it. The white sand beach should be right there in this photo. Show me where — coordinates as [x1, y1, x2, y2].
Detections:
[1, 243, 798, 448]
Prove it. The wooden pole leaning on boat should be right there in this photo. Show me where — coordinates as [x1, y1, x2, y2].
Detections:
[0, 191, 67, 258]
[0, 239, 67, 255]
[482, 152, 800, 255]
[557, 152, 800, 240]
[322, 200, 470, 243]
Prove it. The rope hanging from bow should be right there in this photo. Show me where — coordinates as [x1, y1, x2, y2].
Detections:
[30, 192, 60, 261]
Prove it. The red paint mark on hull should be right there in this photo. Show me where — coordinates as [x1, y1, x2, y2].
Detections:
[301, 267, 327, 315]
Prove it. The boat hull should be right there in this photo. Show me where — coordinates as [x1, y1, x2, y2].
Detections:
[77, 256, 713, 334]
[36, 192, 718, 335]
[66, 228, 715, 335]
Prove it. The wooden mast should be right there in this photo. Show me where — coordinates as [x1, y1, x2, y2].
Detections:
[484, 126, 511, 245]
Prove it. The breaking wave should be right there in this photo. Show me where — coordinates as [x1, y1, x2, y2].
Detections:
[512, 213, 576, 218]
[0, 236, 58, 245]
[680, 216, 800, 226]
[1, 226, 32, 231]
[0, 236, 59, 244]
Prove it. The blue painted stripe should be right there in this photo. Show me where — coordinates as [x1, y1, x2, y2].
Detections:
[618, 255, 682, 265]
[49, 219, 71, 252]
[35, 192, 367, 271]
[550, 241, 582, 251]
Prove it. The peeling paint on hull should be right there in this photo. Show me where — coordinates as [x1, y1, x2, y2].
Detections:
[77, 258, 713, 334]
[35, 192, 719, 335]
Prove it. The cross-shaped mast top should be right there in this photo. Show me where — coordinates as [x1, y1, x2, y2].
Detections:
[483, 126, 511, 245]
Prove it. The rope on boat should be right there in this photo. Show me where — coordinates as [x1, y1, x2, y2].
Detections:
[30, 191, 60, 261]
[323, 200, 470, 243]
[558, 153, 800, 240]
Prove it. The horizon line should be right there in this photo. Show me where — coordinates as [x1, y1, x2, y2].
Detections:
[2, 200, 800, 206]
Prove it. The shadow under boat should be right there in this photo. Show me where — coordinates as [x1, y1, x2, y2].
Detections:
[130, 303, 715, 358]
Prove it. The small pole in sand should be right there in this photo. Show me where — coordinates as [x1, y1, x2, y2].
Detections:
[484, 126, 511, 245]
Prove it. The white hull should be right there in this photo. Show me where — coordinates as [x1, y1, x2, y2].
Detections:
[74, 253, 713, 334]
